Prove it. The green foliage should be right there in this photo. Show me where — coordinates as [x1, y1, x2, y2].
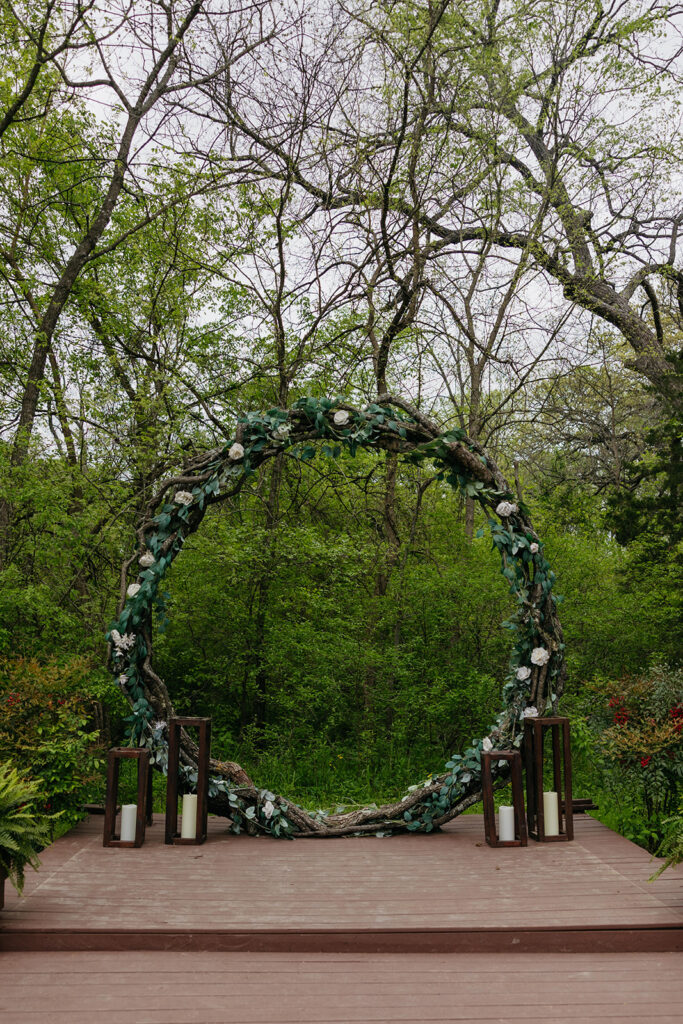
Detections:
[0, 763, 51, 895]
[650, 807, 683, 880]
[567, 665, 682, 853]
[606, 350, 683, 549]
[0, 657, 107, 827]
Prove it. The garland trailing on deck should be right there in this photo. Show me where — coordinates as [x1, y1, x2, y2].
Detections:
[107, 396, 565, 838]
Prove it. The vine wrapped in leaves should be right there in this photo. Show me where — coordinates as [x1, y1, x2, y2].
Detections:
[107, 394, 565, 838]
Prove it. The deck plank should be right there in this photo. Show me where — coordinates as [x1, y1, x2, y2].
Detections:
[0, 814, 680, 953]
[0, 952, 681, 1023]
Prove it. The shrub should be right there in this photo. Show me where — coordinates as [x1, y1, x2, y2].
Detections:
[573, 665, 682, 851]
[0, 657, 108, 827]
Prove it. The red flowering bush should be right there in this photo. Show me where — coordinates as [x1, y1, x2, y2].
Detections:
[585, 665, 682, 847]
[0, 657, 106, 828]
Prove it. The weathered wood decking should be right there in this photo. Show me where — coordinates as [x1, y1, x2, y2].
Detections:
[1, 813, 680, 953]
[1, 814, 681, 1022]
[1, 950, 682, 1023]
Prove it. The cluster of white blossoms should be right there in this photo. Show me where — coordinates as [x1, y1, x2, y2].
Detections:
[529, 542, 539, 554]
[482, 737, 493, 752]
[127, 583, 141, 598]
[495, 500, 518, 517]
[522, 706, 539, 718]
[332, 409, 350, 427]
[272, 422, 290, 440]
[228, 442, 244, 460]
[111, 629, 136, 652]
[530, 647, 550, 666]
[138, 550, 155, 568]
[263, 799, 275, 819]
[173, 490, 194, 506]
[516, 665, 532, 681]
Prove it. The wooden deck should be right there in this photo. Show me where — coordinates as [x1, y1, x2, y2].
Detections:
[1, 950, 682, 1023]
[1, 813, 681, 953]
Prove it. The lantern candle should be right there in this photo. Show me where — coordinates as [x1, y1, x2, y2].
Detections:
[498, 805, 515, 842]
[120, 804, 137, 843]
[543, 791, 560, 837]
[180, 794, 197, 840]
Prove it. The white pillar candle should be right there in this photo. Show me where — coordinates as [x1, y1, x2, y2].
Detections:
[180, 793, 197, 840]
[498, 805, 515, 842]
[120, 804, 137, 843]
[543, 791, 560, 837]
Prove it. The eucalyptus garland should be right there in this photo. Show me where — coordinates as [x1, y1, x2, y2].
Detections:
[107, 395, 565, 838]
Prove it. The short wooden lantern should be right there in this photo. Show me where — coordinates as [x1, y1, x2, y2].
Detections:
[481, 750, 527, 847]
[165, 717, 211, 845]
[524, 716, 573, 842]
[103, 747, 151, 848]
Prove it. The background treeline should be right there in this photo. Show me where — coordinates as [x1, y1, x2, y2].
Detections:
[0, 0, 681, 858]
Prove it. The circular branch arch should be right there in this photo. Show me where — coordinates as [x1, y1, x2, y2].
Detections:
[108, 394, 565, 838]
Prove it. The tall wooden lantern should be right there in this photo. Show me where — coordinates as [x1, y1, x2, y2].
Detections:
[524, 716, 573, 842]
[481, 750, 527, 847]
[165, 717, 211, 845]
[103, 747, 151, 848]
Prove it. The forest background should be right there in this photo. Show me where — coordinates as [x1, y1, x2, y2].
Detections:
[0, 0, 681, 857]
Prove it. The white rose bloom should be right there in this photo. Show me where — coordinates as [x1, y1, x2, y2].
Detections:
[529, 542, 539, 554]
[139, 551, 155, 568]
[118, 674, 128, 688]
[263, 799, 275, 819]
[333, 409, 350, 426]
[173, 490, 194, 506]
[127, 583, 141, 598]
[482, 737, 493, 752]
[111, 630, 136, 652]
[531, 647, 550, 666]
[523, 706, 539, 718]
[516, 666, 532, 681]
[228, 442, 245, 460]
[495, 500, 518, 517]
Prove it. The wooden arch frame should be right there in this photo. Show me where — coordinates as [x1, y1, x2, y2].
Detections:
[108, 394, 565, 838]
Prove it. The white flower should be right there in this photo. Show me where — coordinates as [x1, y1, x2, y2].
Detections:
[127, 583, 141, 599]
[333, 409, 350, 427]
[523, 706, 539, 718]
[173, 490, 194, 506]
[228, 442, 245, 461]
[117, 674, 128, 689]
[495, 500, 518, 517]
[531, 647, 550, 666]
[153, 719, 167, 732]
[482, 737, 493, 752]
[111, 630, 136, 652]
[139, 551, 155, 568]
[263, 799, 275, 819]
[272, 423, 290, 439]
[516, 666, 532, 681]
[529, 542, 539, 554]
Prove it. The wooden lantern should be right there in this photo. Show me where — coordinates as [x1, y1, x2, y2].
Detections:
[165, 717, 211, 845]
[103, 747, 151, 848]
[524, 716, 573, 842]
[481, 750, 527, 847]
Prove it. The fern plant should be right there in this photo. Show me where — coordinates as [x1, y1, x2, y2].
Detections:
[0, 763, 51, 896]
[650, 806, 683, 881]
